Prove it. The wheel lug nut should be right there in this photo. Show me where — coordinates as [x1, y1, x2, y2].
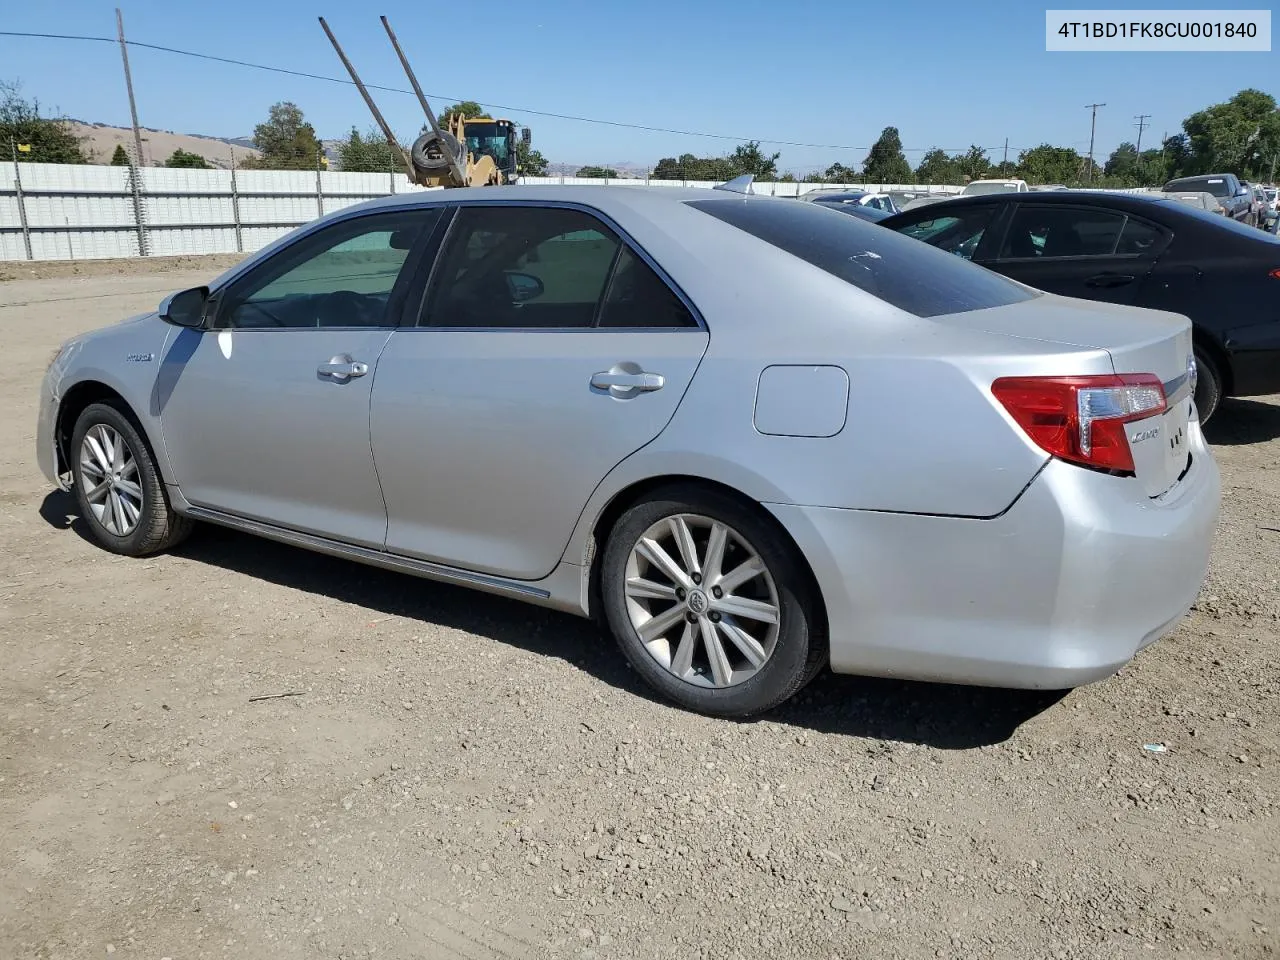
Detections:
[691, 573, 702, 585]
[675, 588, 686, 600]
[711, 586, 722, 599]
[686, 612, 698, 624]
[709, 612, 721, 623]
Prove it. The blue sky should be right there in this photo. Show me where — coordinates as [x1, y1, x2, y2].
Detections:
[1, 0, 1276, 173]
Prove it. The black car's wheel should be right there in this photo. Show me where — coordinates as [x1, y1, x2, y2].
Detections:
[600, 485, 825, 717]
[70, 402, 193, 556]
[1193, 348, 1223, 425]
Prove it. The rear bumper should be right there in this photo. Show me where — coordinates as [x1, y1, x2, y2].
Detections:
[767, 425, 1220, 690]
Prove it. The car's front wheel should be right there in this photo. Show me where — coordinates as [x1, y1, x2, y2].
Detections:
[70, 402, 192, 556]
[600, 486, 825, 717]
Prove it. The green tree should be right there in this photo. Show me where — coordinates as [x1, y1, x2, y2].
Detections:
[727, 140, 780, 179]
[439, 101, 485, 129]
[914, 147, 959, 184]
[1181, 88, 1280, 178]
[989, 160, 1018, 178]
[337, 127, 400, 172]
[823, 161, 857, 183]
[517, 137, 548, 176]
[1104, 141, 1140, 181]
[164, 148, 211, 169]
[1016, 144, 1084, 184]
[955, 145, 991, 182]
[110, 144, 130, 166]
[862, 126, 913, 183]
[576, 165, 619, 178]
[0, 80, 88, 164]
[249, 101, 321, 170]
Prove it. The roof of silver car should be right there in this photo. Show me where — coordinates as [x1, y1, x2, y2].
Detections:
[339, 183, 765, 215]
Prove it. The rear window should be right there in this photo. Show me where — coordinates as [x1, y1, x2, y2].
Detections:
[686, 197, 1036, 318]
[1164, 176, 1233, 198]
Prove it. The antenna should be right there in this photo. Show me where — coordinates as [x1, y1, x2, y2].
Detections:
[714, 174, 755, 195]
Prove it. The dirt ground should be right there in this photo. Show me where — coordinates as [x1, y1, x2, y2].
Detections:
[1, 256, 1277, 960]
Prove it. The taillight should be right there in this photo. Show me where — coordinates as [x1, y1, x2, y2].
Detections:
[1269, 268, 1280, 280]
[991, 374, 1167, 474]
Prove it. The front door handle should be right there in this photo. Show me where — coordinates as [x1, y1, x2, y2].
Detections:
[590, 370, 665, 393]
[1084, 273, 1135, 288]
[317, 355, 369, 381]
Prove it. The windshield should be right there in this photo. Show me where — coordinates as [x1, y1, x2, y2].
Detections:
[962, 182, 1019, 196]
[687, 197, 1036, 318]
[1165, 176, 1233, 198]
[463, 121, 513, 166]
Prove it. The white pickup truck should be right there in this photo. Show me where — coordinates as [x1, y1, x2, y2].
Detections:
[960, 178, 1030, 196]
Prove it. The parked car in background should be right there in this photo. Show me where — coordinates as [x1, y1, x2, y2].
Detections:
[1249, 183, 1270, 229]
[1160, 190, 1226, 216]
[901, 193, 956, 211]
[36, 185, 1219, 717]
[799, 190, 901, 214]
[1163, 173, 1252, 223]
[880, 189, 1280, 423]
[1263, 186, 1279, 232]
[960, 178, 1030, 196]
[810, 197, 893, 222]
[1030, 184, 1070, 192]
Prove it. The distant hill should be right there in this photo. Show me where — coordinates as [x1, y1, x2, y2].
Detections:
[67, 121, 261, 169]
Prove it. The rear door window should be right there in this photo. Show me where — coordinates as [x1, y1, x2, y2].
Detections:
[687, 197, 1034, 318]
[998, 206, 1128, 259]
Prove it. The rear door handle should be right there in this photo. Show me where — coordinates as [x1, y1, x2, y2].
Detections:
[1084, 273, 1135, 288]
[317, 355, 369, 381]
[590, 370, 665, 393]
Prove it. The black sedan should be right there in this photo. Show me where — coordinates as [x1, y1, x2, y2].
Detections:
[880, 191, 1280, 422]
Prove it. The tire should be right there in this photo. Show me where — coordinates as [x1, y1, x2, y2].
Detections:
[70, 401, 193, 556]
[600, 485, 826, 718]
[1193, 348, 1223, 426]
[410, 130, 462, 174]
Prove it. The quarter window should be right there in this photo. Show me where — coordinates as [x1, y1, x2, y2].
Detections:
[898, 207, 997, 260]
[216, 210, 436, 329]
[422, 205, 696, 329]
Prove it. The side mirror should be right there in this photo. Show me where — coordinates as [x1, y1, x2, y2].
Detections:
[159, 286, 209, 328]
[521, 127, 532, 146]
[504, 271, 544, 303]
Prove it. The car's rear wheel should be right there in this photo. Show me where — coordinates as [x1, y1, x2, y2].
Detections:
[1193, 348, 1222, 425]
[600, 486, 825, 717]
[70, 402, 192, 556]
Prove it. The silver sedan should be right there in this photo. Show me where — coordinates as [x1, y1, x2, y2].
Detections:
[36, 185, 1221, 717]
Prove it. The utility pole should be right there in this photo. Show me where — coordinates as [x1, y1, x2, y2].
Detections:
[1085, 102, 1106, 182]
[1002, 137, 1009, 167]
[116, 8, 145, 168]
[1134, 114, 1151, 153]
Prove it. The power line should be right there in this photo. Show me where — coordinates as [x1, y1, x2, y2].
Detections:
[0, 29, 1038, 154]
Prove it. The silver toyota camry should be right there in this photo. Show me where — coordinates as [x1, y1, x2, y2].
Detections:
[36, 184, 1220, 717]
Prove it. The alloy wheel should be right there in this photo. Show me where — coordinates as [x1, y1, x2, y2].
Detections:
[79, 423, 143, 536]
[623, 514, 781, 688]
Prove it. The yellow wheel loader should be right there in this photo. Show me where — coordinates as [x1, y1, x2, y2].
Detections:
[319, 15, 530, 188]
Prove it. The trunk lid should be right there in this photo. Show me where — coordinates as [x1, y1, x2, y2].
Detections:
[942, 293, 1195, 497]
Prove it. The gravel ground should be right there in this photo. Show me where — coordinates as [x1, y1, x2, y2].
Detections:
[2, 256, 1277, 960]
